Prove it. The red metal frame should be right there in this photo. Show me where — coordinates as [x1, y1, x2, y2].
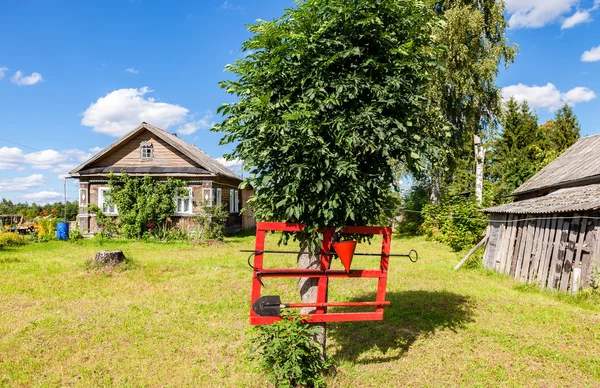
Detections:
[250, 222, 392, 325]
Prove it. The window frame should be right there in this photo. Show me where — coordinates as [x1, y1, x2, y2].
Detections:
[140, 142, 153, 160]
[97, 187, 118, 216]
[174, 187, 194, 216]
[229, 189, 235, 214]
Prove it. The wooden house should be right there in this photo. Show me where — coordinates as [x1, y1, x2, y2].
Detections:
[69, 122, 255, 234]
[482, 134, 600, 292]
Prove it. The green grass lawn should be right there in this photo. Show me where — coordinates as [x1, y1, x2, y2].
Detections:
[1, 234, 599, 387]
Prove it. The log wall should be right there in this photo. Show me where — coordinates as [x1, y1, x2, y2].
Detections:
[483, 212, 600, 292]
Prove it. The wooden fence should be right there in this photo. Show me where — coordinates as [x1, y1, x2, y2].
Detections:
[483, 213, 600, 292]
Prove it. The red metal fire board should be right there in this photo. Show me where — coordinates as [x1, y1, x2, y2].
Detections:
[250, 222, 392, 325]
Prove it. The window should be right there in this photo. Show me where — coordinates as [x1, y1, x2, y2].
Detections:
[216, 188, 222, 206]
[235, 190, 239, 212]
[175, 187, 193, 215]
[202, 188, 212, 204]
[98, 188, 118, 215]
[140, 141, 153, 160]
[229, 189, 235, 213]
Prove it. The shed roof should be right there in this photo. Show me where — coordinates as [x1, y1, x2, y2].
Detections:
[513, 134, 600, 195]
[70, 122, 242, 181]
[485, 183, 600, 214]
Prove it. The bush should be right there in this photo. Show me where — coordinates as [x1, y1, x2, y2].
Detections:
[396, 183, 429, 235]
[194, 202, 229, 241]
[421, 198, 487, 251]
[249, 311, 333, 388]
[0, 232, 26, 248]
[35, 217, 58, 240]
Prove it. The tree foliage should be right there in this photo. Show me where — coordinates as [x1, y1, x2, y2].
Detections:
[103, 173, 187, 239]
[215, 0, 448, 247]
[424, 0, 517, 197]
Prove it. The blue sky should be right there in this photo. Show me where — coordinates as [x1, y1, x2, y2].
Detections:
[1, 0, 600, 204]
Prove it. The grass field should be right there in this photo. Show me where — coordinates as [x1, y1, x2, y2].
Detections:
[1, 234, 599, 387]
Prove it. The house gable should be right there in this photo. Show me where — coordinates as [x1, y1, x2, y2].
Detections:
[90, 128, 199, 168]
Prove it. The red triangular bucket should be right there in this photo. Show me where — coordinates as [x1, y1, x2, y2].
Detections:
[333, 240, 357, 273]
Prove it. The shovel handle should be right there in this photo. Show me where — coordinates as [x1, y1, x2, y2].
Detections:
[284, 301, 390, 308]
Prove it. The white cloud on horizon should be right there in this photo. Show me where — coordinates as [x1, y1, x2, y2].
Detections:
[0, 174, 46, 192]
[502, 83, 596, 111]
[582, 45, 600, 62]
[11, 70, 43, 86]
[81, 87, 190, 137]
[22, 190, 64, 205]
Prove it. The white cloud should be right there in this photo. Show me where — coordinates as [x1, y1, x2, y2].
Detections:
[125, 67, 139, 74]
[81, 87, 189, 137]
[502, 83, 596, 111]
[0, 147, 25, 169]
[63, 149, 92, 163]
[177, 111, 215, 135]
[222, 1, 243, 11]
[0, 174, 46, 192]
[0, 67, 7, 79]
[22, 191, 64, 204]
[562, 87, 597, 105]
[24, 149, 68, 167]
[89, 146, 103, 154]
[216, 157, 244, 175]
[582, 45, 600, 62]
[562, 10, 592, 29]
[505, 0, 579, 29]
[11, 70, 43, 86]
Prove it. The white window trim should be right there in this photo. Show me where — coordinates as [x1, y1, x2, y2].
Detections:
[174, 187, 194, 216]
[202, 188, 212, 204]
[229, 189, 235, 214]
[98, 187, 118, 216]
[235, 190, 239, 213]
[216, 188, 222, 206]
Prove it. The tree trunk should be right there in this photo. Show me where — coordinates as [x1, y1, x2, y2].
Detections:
[474, 134, 486, 205]
[94, 250, 125, 265]
[430, 169, 441, 205]
[297, 245, 326, 357]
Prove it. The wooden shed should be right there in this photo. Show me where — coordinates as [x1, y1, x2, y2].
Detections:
[482, 135, 600, 292]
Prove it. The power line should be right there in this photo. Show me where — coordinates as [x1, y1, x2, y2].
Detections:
[0, 136, 39, 151]
[399, 208, 600, 224]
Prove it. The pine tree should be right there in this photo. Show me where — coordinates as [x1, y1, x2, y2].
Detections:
[545, 104, 581, 152]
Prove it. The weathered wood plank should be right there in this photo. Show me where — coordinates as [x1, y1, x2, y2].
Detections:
[495, 214, 509, 271]
[455, 235, 489, 271]
[549, 218, 569, 290]
[484, 216, 502, 270]
[539, 215, 558, 288]
[518, 219, 536, 282]
[560, 215, 580, 292]
[580, 218, 598, 288]
[510, 218, 525, 277]
[527, 218, 545, 282]
[503, 215, 519, 275]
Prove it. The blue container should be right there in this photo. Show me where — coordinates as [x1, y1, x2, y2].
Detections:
[56, 222, 69, 240]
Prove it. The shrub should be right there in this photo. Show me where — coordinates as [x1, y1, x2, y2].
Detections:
[194, 202, 229, 241]
[421, 198, 487, 251]
[35, 217, 58, 240]
[248, 311, 333, 388]
[396, 183, 429, 235]
[88, 204, 121, 238]
[0, 232, 26, 248]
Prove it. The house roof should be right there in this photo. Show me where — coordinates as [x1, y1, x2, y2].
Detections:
[485, 183, 600, 214]
[70, 122, 242, 181]
[513, 133, 600, 195]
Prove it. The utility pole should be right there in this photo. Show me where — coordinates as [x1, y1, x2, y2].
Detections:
[474, 135, 486, 205]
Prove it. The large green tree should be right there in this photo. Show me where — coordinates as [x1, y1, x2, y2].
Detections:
[543, 104, 581, 151]
[425, 0, 517, 201]
[215, 0, 448, 353]
[216, 0, 447, 244]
